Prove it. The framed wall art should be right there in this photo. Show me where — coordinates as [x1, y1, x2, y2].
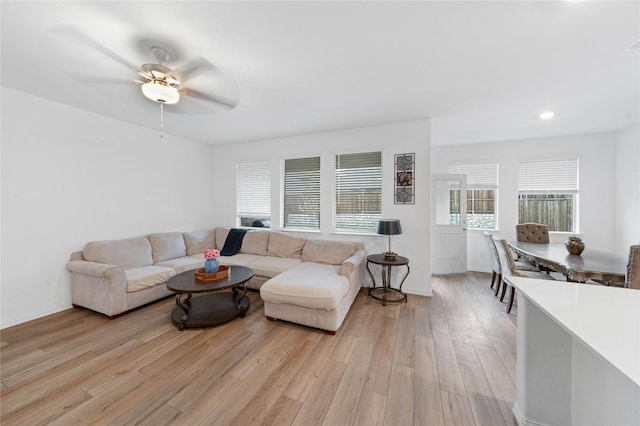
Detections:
[394, 153, 415, 204]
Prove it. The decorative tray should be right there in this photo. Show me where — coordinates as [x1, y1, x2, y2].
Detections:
[195, 265, 229, 282]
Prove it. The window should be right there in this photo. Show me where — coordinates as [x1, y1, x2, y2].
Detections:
[282, 157, 321, 230]
[518, 159, 578, 232]
[449, 163, 498, 229]
[335, 152, 382, 233]
[236, 162, 271, 228]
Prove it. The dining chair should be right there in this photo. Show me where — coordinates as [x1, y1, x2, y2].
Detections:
[482, 231, 501, 291]
[626, 245, 640, 290]
[493, 237, 555, 313]
[484, 232, 539, 298]
[516, 223, 550, 243]
[516, 222, 552, 272]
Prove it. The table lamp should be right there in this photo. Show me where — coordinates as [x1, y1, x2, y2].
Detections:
[377, 219, 402, 260]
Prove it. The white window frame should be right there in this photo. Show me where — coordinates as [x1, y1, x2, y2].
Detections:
[518, 158, 579, 233]
[334, 151, 382, 234]
[281, 156, 321, 231]
[449, 162, 499, 230]
[236, 161, 271, 228]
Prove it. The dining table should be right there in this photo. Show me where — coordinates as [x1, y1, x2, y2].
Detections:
[508, 241, 627, 286]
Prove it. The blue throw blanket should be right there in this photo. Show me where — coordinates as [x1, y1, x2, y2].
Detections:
[220, 228, 247, 256]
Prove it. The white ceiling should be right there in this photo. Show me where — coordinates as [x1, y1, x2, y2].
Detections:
[2, 1, 639, 146]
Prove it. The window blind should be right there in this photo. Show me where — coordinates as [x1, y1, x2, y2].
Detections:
[236, 162, 271, 219]
[449, 162, 498, 229]
[335, 152, 382, 232]
[518, 159, 578, 193]
[283, 157, 321, 229]
[449, 163, 498, 189]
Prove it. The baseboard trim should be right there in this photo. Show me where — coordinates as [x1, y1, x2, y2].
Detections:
[513, 402, 549, 426]
[468, 266, 492, 274]
[403, 285, 432, 297]
[0, 303, 72, 330]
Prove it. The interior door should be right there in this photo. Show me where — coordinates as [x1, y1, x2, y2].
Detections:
[432, 174, 467, 274]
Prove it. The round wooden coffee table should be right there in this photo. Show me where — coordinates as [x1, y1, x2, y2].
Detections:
[166, 266, 254, 331]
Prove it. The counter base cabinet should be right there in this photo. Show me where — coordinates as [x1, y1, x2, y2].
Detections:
[512, 280, 640, 426]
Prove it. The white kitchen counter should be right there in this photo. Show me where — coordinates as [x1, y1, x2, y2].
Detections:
[507, 277, 640, 426]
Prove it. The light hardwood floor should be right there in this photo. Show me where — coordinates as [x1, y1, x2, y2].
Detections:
[1, 272, 517, 425]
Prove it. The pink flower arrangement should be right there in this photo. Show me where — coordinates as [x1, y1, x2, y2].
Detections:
[203, 249, 220, 259]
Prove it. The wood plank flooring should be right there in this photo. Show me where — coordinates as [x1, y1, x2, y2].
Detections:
[1, 272, 518, 425]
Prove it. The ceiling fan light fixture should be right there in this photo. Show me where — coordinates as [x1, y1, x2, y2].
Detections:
[141, 81, 180, 104]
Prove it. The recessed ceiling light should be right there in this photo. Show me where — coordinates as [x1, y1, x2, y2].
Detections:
[540, 111, 555, 120]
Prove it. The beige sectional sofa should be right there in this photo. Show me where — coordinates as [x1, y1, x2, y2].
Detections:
[66, 227, 366, 332]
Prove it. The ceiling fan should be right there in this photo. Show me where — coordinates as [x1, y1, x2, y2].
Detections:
[43, 26, 240, 138]
[136, 46, 186, 138]
[135, 45, 239, 138]
[138, 46, 181, 105]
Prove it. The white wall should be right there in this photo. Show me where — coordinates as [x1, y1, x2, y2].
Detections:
[432, 132, 620, 272]
[615, 124, 640, 254]
[1, 87, 217, 328]
[2, 85, 632, 327]
[209, 119, 433, 296]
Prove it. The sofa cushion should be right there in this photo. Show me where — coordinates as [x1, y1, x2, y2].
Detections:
[302, 240, 355, 265]
[124, 266, 175, 292]
[155, 256, 203, 274]
[183, 229, 216, 256]
[83, 236, 153, 268]
[240, 230, 270, 256]
[218, 253, 265, 267]
[260, 263, 349, 310]
[215, 227, 230, 250]
[245, 256, 302, 278]
[149, 232, 187, 263]
[267, 232, 306, 259]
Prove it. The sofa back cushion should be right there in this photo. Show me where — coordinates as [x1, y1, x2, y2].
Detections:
[215, 227, 231, 250]
[83, 236, 153, 268]
[267, 232, 306, 259]
[148, 232, 187, 262]
[302, 240, 355, 265]
[183, 229, 216, 256]
[241, 230, 270, 256]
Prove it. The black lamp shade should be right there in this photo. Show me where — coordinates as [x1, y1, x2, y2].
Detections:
[377, 219, 402, 235]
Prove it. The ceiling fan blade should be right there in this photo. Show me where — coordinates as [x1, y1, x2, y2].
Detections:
[175, 57, 213, 82]
[67, 72, 136, 86]
[163, 90, 234, 115]
[178, 87, 238, 111]
[43, 25, 139, 72]
[175, 58, 241, 105]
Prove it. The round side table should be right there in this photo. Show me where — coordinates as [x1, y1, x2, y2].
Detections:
[365, 254, 410, 306]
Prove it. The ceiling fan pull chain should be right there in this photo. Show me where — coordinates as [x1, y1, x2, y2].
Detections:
[160, 102, 164, 139]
